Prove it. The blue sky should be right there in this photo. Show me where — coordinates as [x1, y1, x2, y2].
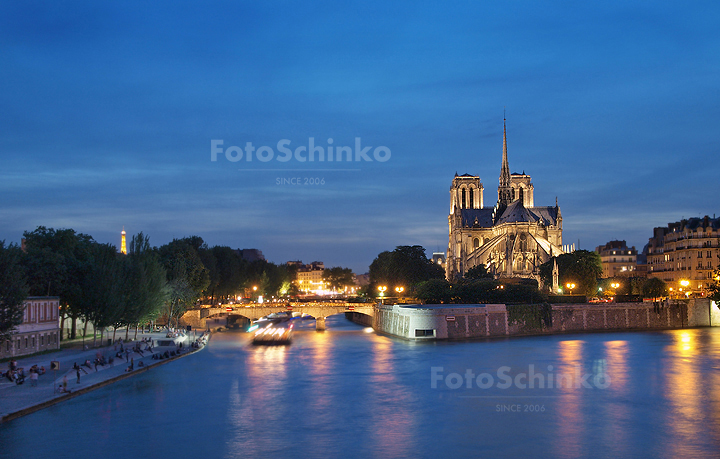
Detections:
[1, 1, 719, 273]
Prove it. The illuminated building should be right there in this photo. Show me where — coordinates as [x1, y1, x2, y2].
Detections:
[595, 240, 638, 278]
[646, 215, 720, 293]
[294, 261, 328, 294]
[0, 297, 61, 358]
[446, 117, 564, 281]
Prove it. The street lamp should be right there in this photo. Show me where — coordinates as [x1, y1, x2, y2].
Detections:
[395, 286, 404, 295]
[679, 279, 690, 298]
[377, 285, 387, 297]
[566, 282, 576, 295]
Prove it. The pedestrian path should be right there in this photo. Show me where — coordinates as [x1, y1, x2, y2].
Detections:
[0, 331, 209, 422]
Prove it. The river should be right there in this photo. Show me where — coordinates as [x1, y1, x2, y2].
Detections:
[2, 316, 720, 458]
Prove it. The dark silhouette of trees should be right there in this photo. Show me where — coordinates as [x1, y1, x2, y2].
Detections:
[0, 241, 28, 344]
[369, 245, 444, 293]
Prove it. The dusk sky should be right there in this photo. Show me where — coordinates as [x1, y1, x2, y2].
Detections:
[2, 1, 719, 273]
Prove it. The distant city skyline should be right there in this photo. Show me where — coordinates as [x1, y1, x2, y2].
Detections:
[2, 1, 719, 273]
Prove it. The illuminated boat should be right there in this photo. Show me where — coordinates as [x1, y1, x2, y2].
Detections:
[251, 323, 293, 345]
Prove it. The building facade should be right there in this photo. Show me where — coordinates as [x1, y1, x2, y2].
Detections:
[294, 261, 327, 294]
[595, 240, 638, 278]
[0, 296, 61, 359]
[646, 216, 720, 294]
[446, 119, 564, 281]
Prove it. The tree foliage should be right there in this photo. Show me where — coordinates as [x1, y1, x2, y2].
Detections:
[0, 241, 28, 344]
[369, 245, 445, 293]
[464, 264, 493, 280]
[538, 250, 602, 296]
[323, 267, 355, 291]
[642, 277, 668, 299]
[708, 256, 720, 306]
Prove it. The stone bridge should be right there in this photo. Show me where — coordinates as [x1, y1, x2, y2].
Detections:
[180, 302, 375, 331]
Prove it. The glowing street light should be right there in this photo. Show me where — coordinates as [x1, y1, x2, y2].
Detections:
[566, 282, 576, 295]
[377, 285, 387, 297]
[395, 286, 404, 294]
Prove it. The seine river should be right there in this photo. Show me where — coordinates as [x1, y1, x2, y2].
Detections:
[2, 316, 720, 459]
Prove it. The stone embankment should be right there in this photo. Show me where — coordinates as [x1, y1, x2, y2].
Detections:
[368, 299, 719, 340]
[0, 331, 209, 423]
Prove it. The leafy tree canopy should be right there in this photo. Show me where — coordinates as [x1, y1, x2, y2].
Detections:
[0, 241, 29, 344]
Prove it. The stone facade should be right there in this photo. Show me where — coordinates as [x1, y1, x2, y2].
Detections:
[595, 240, 638, 278]
[446, 118, 563, 281]
[646, 216, 720, 293]
[0, 297, 61, 359]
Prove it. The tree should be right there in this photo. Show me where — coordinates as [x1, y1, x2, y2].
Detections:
[464, 264, 493, 280]
[121, 233, 169, 339]
[708, 256, 720, 306]
[642, 277, 668, 299]
[539, 250, 602, 296]
[0, 242, 28, 345]
[159, 237, 210, 324]
[22, 226, 95, 339]
[369, 246, 445, 293]
[415, 279, 452, 304]
[323, 267, 355, 292]
[78, 242, 127, 347]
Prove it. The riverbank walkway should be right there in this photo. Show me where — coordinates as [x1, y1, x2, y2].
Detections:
[0, 330, 209, 423]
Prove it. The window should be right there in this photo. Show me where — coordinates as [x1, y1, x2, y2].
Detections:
[461, 188, 466, 209]
[518, 187, 524, 204]
[473, 238, 480, 249]
[469, 188, 474, 208]
[415, 329, 435, 337]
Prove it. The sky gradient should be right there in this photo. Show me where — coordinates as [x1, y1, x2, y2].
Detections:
[2, 1, 719, 273]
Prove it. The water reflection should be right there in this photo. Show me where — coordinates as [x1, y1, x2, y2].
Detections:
[555, 340, 584, 458]
[3, 326, 720, 459]
[368, 335, 413, 457]
[665, 330, 703, 457]
[603, 340, 629, 456]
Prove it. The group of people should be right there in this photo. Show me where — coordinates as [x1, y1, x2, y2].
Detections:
[8, 330, 206, 390]
[3, 360, 45, 386]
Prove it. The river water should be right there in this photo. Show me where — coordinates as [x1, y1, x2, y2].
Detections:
[2, 316, 720, 459]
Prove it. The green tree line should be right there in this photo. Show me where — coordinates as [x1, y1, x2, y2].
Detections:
[0, 226, 294, 346]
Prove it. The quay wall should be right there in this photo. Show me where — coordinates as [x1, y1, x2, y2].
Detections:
[373, 299, 720, 340]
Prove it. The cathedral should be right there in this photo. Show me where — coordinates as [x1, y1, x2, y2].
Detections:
[446, 118, 564, 281]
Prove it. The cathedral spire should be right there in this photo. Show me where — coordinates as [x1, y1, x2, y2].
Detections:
[498, 113, 512, 207]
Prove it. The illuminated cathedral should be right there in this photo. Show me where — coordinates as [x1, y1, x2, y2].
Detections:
[446, 118, 565, 281]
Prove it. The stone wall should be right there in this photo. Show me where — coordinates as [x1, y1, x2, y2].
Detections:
[374, 299, 718, 340]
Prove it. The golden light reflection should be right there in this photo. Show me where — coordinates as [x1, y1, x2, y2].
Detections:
[555, 340, 584, 458]
[665, 330, 702, 457]
[602, 340, 629, 455]
[604, 340, 628, 392]
[369, 335, 413, 457]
